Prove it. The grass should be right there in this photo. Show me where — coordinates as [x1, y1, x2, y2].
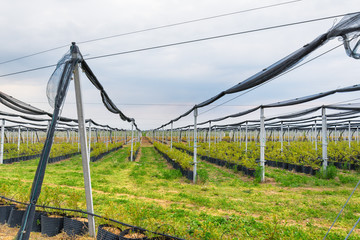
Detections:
[0, 145, 360, 239]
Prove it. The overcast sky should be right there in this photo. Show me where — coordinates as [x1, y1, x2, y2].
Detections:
[1, 0, 360, 130]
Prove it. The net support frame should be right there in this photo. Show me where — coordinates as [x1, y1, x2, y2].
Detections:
[0, 119, 4, 164]
[193, 108, 198, 184]
[322, 107, 328, 171]
[130, 120, 134, 161]
[170, 121, 173, 150]
[73, 47, 96, 237]
[260, 107, 266, 182]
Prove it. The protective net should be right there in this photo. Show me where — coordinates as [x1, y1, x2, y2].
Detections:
[158, 13, 360, 129]
[46, 51, 72, 108]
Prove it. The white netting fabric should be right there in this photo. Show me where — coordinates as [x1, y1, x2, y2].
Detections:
[46, 51, 72, 108]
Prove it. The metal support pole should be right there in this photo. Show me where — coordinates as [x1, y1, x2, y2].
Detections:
[170, 122, 173, 149]
[322, 108, 328, 171]
[0, 120, 4, 164]
[162, 127, 164, 143]
[130, 121, 134, 161]
[193, 108, 198, 184]
[287, 125, 290, 146]
[280, 121, 283, 152]
[73, 49, 95, 237]
[88, 121, 92, 157]
[245, 121, 248, 152]
[315, 120, 318, 151]
[208, 122, 211, 150]
[239, 126, 242, 147]
[17, 126, 21, 152]
[348, 121, 351, 149]
[260, 108, 265, 182]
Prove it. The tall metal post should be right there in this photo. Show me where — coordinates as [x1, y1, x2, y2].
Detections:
[193, 108, 198, 184]
[162, 127, 165, 143]
[314, 120, 317, 151]
[287, 125, 290, 146]
[280, 121, 283, 152]
[0, 120, 4, 164]
[26, 128, 29, 148]
[130, 121, 134, 161]
[260, 108, 265, 182]
[208, 122, 211, 150]
[17, 126, 21, 152]
[348, 121, 351, 149]
[239, 126, 242, 147]
[245, 121, 248, 152]
[88, 121, 92, 157]
[322, 108, 328, 171]
[73, 46, 95, 237]
[170, 121, 173, 149]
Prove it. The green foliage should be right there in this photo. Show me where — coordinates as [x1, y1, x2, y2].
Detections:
[197, 168, 209, 183]
[3, 142, 43, 158]
[317, 165, 338, 179]
[90, 141, 123, 158]
[127, 142, 141, 160]
[49, 142, 79, 158]
[254, 166, 263, 183]
[154, 142, 193, 170]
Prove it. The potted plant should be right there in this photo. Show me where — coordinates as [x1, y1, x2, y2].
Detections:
[97, 224, 122, 240]
[120, 227, 148, 240]
[40, 187, 65, 237]
[0, 184, 14, 224]
[63, 191, 88, 236]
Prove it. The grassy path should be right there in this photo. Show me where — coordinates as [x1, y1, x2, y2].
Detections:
[0, 145, 359, 239]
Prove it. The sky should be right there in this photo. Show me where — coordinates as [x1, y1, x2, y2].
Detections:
[1, 0, 360, 131]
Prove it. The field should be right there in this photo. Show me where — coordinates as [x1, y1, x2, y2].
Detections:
[0, 139, 360, 239]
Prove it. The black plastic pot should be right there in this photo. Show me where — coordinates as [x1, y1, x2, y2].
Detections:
[303, 166, 312, 175]
[276, 161, 283, 168]
[120, 228, 148, 240]
[97, 224, 122, 240]
[247, 168, 255, 177]
[41, 214, 64, 237]
[311, 168, 319, 176]
[64, 216, 88, 236]
[283, 163, 289, 170]
[31, 211, 43, 232]
[8, 208, 25, 228]
[4, 208, 42, 231]
[295, 165, 303, 173]
[334, 162, 342, 169]
[288, 164, 296, 171]
[0, 205, 13, 224]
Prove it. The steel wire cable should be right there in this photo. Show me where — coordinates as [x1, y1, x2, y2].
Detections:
[323, 179, 360, 240]
[0, 0, 302, 65]
[0, 12, 358, 78]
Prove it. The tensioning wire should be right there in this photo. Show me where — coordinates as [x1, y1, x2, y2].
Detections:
[0, 11, 357, 78]
[0, 0, 302, 65]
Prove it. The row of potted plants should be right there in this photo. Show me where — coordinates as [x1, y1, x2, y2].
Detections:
[127, 142, 141, 161]
[90, 142, 123, 162]
[172, 143, 256, 177]
[0, 203, 88, 237]
[153, 142, 194, 181]
[0, 199, 178, 239]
